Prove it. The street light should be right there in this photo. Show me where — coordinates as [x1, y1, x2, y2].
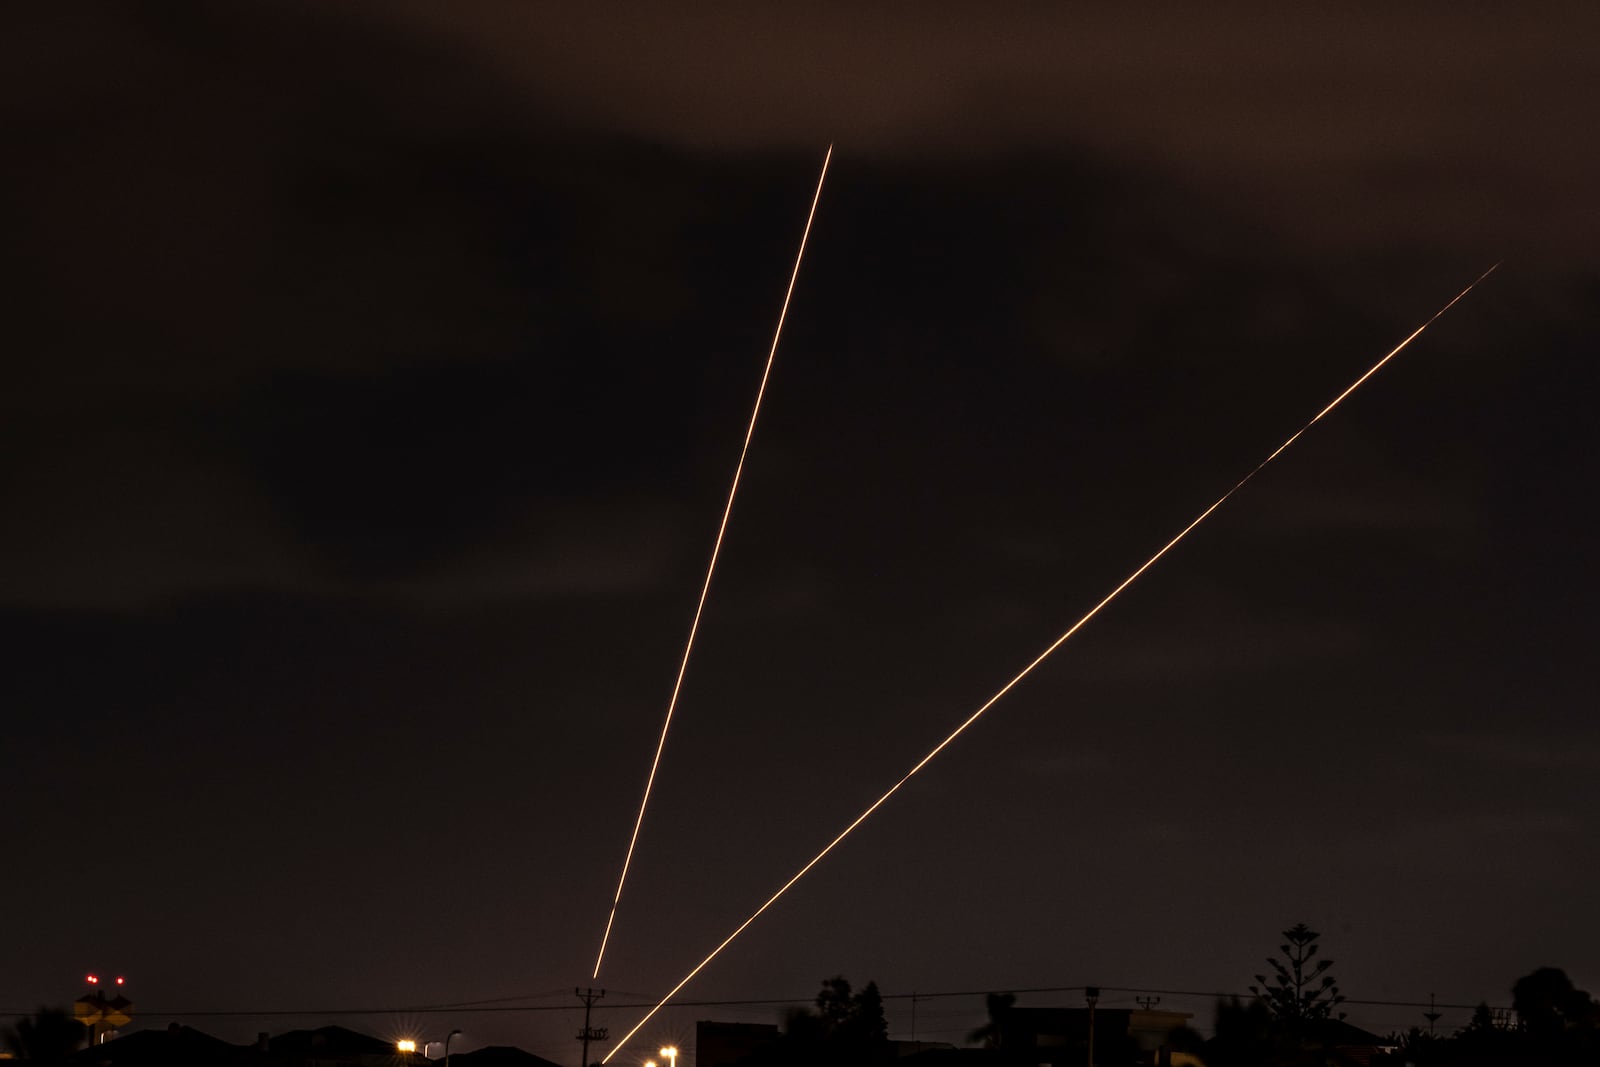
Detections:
[659, 1046, 677, 1067]
[398, 1041, 418, 1054]
[445, 1029, 463, 1067]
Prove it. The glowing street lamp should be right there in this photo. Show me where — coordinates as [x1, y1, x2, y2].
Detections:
[398, 1041, 418, 1054]
[659, 1046, 677, 1067]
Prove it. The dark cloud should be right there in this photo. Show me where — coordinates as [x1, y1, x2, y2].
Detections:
[371, 1, 1599, 256]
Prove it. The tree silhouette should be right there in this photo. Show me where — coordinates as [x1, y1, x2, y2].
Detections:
[1372, 1026, 1448, 1067]
[1460, 1001, 1501, 1036]
[1369, 968, 1600, 1067]
[1249, 923, 1345, 1028]
[1512, 967, 1597, 1041]
[967, 992, 1015, 1049]
[1, 1007, 86, 1063]
[1443, 1000, 1517, 1066]
[759, 977, 890, 1067]
[1510, 967, 1599, 1064]
[1204, 996, 1275, 1067]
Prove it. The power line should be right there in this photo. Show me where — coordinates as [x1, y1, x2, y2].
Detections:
[0, 983, 1510, 1020]
[415, 990, 575, 1009]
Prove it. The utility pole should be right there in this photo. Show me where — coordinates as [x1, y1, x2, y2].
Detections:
[576, 988, 607, 1067]
[1423, 992, 1441, 1035]
[1085, 987, 1099, 1067]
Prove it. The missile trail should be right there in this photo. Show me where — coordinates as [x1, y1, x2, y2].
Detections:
[592, 145, 835, 980]
[601, 262, 1499, 1059]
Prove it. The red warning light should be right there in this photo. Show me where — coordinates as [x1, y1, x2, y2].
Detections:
[115, 977, 126, 986]
[87, 975, 99, 984]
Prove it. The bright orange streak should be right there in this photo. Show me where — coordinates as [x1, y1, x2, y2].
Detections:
[601, 263, 1499, 1060]
[592, 145, 836, 980]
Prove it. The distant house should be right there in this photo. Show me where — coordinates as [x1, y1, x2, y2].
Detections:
[896, 1050, 999, 1067]
[997, 1007, 1199, 1067]
[267, 1025, 401, 1067]
[65, 1023, 569, 1067]
[66, 1023, 396, 1067]
[449, 1046, 565, 1067]
[69, 1023, 252, 1067]
[695, 1021, 781, 1067]
[1319, 1020, 1397, 1066]
[1199, 1016, 1400, 1067]
[889, 1039, 957, 1058]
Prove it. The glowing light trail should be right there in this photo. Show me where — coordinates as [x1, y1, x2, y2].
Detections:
[592, 145, 835, 980]
[601, 263, 1499, 1059]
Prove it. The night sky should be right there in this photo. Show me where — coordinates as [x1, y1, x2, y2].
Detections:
[5, 2, 1598, 1063]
